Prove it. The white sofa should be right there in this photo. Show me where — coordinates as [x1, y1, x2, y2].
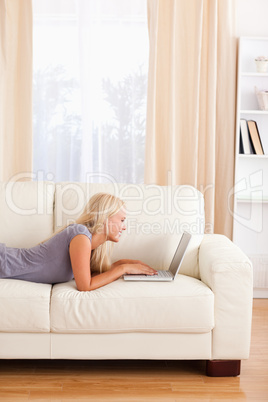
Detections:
[0, 181, 253, 376]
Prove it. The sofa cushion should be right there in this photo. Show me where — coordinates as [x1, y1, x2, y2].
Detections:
[50, 274, 214, 334]
[0, 181, 55, 247]
[54, 183, 204, 279]
[0, 279, 52, 333]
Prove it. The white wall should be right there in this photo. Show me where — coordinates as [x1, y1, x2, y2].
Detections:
[236, 0, 268, 37]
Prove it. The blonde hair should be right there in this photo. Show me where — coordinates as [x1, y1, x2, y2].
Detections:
[75, 192, 125, 273]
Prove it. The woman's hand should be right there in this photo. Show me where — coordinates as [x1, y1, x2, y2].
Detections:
[121, 262, 158, 276]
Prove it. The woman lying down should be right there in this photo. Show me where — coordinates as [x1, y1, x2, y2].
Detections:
[0, 193, 157, 291]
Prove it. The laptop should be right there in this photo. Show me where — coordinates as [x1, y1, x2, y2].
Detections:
[123, 231, 192, 282]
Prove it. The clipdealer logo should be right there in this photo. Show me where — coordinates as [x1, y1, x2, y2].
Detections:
[4, 171, 205, 231]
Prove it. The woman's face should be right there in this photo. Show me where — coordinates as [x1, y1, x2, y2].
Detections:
[106, 208, 126, 242]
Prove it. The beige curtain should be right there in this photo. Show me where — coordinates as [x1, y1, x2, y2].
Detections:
[145, 0, 236, 239]
[0, 0, 32, 181]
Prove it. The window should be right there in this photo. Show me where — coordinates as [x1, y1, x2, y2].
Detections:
[33, 0, 148, 183]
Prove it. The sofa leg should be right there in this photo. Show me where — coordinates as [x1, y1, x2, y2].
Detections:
[206, 360, 241, 377]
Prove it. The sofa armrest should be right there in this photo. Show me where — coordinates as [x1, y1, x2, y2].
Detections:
[199, 234, 253, 360]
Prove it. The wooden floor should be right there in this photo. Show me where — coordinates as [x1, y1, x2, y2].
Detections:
[0, 299, 267, 401]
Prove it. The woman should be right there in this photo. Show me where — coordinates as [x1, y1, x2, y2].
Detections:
[0, 192, 157, 291]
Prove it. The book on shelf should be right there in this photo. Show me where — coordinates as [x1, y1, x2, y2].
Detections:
[239, 119, 265, 155]
[239, 119, 255, 154]
[247, 120, 265, 155]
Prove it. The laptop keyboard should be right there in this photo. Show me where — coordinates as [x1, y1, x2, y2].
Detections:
[152, 270, 173, 278]
[137, 270, 173, 280]
[124, 270, 173, 281]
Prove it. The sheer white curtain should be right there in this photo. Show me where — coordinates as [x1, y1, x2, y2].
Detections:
[33, 0, 148, 183]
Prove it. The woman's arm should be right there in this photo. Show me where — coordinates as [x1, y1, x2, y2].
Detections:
[111, 259, 152, 269]
[69, 236, 157, 292]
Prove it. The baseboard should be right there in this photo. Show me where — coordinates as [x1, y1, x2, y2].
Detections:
[253, 288, 268, 298]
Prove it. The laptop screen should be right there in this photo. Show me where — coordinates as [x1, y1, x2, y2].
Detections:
[169, 232, 192, 276]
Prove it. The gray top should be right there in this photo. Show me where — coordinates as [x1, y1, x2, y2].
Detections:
[0, 224, 92, 284]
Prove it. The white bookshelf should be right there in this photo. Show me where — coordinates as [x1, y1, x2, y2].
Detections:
[233, 37, 268, 298]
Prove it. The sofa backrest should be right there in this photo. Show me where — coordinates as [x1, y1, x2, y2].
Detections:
[0, 181, 55, 248]
[54, 183, 205, 279]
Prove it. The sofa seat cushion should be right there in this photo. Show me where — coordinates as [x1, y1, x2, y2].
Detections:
[0, 279, 52, 333]
[51, 274, 214, 334]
